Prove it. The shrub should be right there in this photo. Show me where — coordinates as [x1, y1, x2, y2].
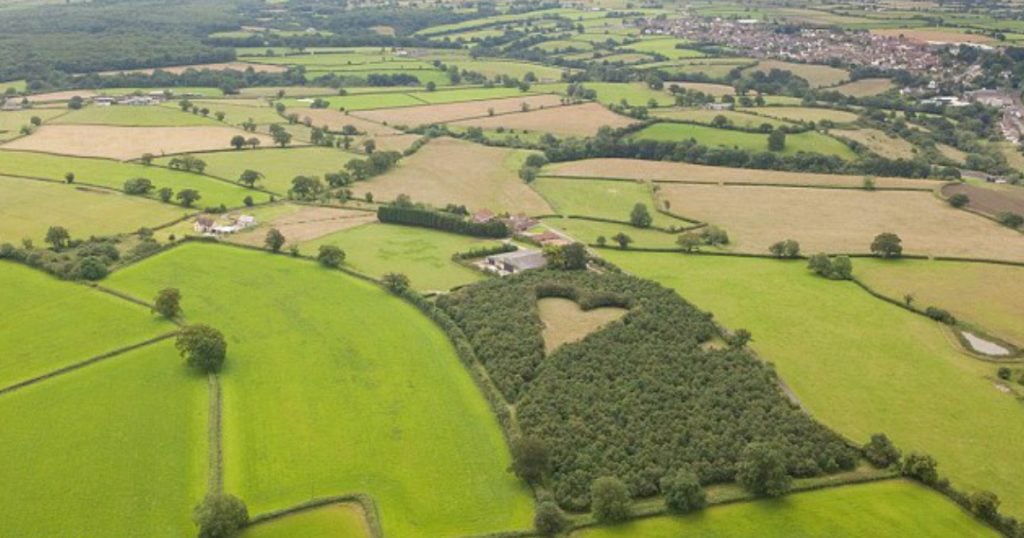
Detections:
[662, 469, 706, 514]
[948, 193, 970, 208]
[769, 239, 800, 258]
[924, 306, 955, 325]
[997, 211, 1024, 229]
[863, 433, 901, 468]
[193, 493, 248, 538]
[317, 245, 345, 268]
[381, 272, 411, 294]
[264, 228, 285, 253]
[629, 203, 653, 228]
[700, 225, 729, 246]
[74, 256, 109, 280]
[901, 452, 939, 485]
[998, 367, 1012, 380]
[591, 476, 630, 522]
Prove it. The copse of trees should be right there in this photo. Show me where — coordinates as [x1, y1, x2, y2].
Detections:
[543, 242, 587, 270]
[437, 271, 856, 510]
[377, 205, 509, 238]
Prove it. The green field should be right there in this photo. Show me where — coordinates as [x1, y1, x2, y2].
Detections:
[0, 340, 207, 536]
[0, 108, 66, 140]
[576, 480, 997, 538]
[410, 86, 539, 104]
[97, 86, 224, 98]
[301, 223, 494, 291]
[105, 243, 534, 536]
[181, 101, 285, 125]
[532, 177, 687, 228]
[280, 92, 424, 111]
[741, 106, 861, 124]
[52, 105, 220, 126]
[157, 146, 360, 194]
[621, 38, 704, 59]
[604, 252, 1024, 518]
[0, 261, 173, 386]
[632, 123, 857, 159]
[0, 175, 185, 242]
[446, 59, 566, 82]
[534, 82, 674, 107]
[651, 108, 793, 129]
[541, 217, 683, 248]
[241, 504, 369, 538]
[0, 150, 269, 207]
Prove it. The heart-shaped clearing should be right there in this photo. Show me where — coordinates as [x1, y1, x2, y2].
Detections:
[538, 297, 628, 354]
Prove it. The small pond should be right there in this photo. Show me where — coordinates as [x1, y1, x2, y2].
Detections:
[961, 331, 1011, 357]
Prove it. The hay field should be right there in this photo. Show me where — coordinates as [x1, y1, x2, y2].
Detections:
[0, 175, 183, 242]
[0, 261, 173, 386]
[651, 108, 792, 129]
[541, 217, 682, 249]
[227, 205, 377, 247]
[0, 341, 206, 536]
[446, 102, 635, 136]
[532, 176, 686, 227]
[52, 105, 220, 127]
[872, 27, 999, 45]
[241, 504, 370, 538]
[238, 86, 337, 98]
[745, 60, 849, 87]
[741, 106, 860, 124]
[0, 149, 267, 207]
[834, 128, 919, 159]
[105, 243, 534, 536]
[159, 146, 361, 194]
[352, 137, 552, 215]
[544, 158, 943, 189]
[605, 251, 1024, 518]
[1, 125, 275, 160]
[632, 123, 857, 159]
[0, 109, 65, 140]
[538, 297, 626, 354]
[301, 223, 494, 291]
[187, 100, 284, 125]
[621, 38, 705, 59]
[575, 480, 997, 538]
[100, 61, 287, 75]
[659, 183, 1024, 260]
[856, 258, 1024, 346]
[446, 59, 566, 82]
[352, 94, 565, 127]
[290, 107, 402, 136]
[24, 90, 97, 103]
[831, 78, 896, 97]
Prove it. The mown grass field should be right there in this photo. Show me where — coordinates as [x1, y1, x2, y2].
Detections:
[658, 184, 1024, 260]
[52, 105, 220, 127]
[301, 223, 494, 291]
[0, 261, 173, 386]
[651, 108, 793, 129]
[604, 252, 1024, 518]
[538, 297, 626, 354]
[446, 59, 566, 81]
[0, 175, 184, 242]
[833, 128, 919, 160]
[632, 123, 857, 159]
[621, 38, 704, 59]
[540, 217, 682, 248]
[157, 146, 361, 194]
[241, 504, 370, 538]
[575, 480, 997, 538]
[105, 243, 534, 537]
[740, 106, 860, 124]
[856, 258, 1024, 347]
[0, 149, 268, 207]
[182, 100, 286, 125]
[831, 78, 896, 97]
[745, 60, 849, 87]
[0, 108, 66, 140]
[351, 137, 552, 215]
[532, 176, 686, 227]
[0, 340, 207, 536]
[533, 82, 675, 107]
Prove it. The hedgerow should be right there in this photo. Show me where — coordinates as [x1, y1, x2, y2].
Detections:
[437, 271, 857, 510]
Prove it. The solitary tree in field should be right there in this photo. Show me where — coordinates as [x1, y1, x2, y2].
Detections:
[612, 232, 633, 249]
[176, 324, 227, 373]
[176, 189, 201, 208]
[629, 203, 653, 228]
[736, 442, 791, 497]
[948, 193, 970, 208]
[381, 272, 411, 294]
[677, 232, 702, 252]
[158, 187, 174, 203]
[363, 139, 376, 154]
[45, 226, 70, 250]
[193, 493, 248, 538]
[214, 111, 226, 121]
[662, 469, 706, 514]
[264, 228, 285, 253]
[870, 232, 903, 258]
[238, 169, 263, 187]
[154, 288, 182, 319]
[123, 177, 154, 195]
[64, 172, 75, 184]
[30, 115, 41, 126]
[768, 130, 786, 152]
[317, 245, 345, 268]
[271, 128, 292, 148]
[140, 153, 155, 165]
[246, 137, 261, 149]
[230, 135, 246, 150]
[590, 476, 631, 523]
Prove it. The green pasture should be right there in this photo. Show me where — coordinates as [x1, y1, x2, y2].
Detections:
[741, 106, 861, 124]
[576, 480, 996, 538]
[532, 177, 686, 228]
[533, 82, 674, 107]
[631, 123, 856, 159]
[304, 60, 435, 72]
[311, 69, 452, 88]
[0, 108, 66, 140]
[0, 261, 172, 386]
[0, 175, 184, 242]
[0, 79, 27, 92]
[0, 340, 207, 536]
[441, 28, 505, 41]
[447, 59, 566, 82]
[412, 86, 540, 104]
[179, 101, 285, 125]
[157, 146, 360, 195]
[0, 150, 268, 207]
[300, 222, 493, 291]
[651, 108, 793, 129]
[106, 243, 534, 537]
[532, 39, 595, 53]
[621, 38, 705, 59]
[413, 7, 575, 36]
[280, 92, 423, 111]
[96, 87, 225, 97]
[52, 105, 219, 127]
[856, 258, 1024, 347]
[604, 252, 1024, 518]
[242, 504, 369, 538]
[541, 217, 682, 248]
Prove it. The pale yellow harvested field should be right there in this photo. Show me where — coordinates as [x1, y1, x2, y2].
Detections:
[352, 137, 552, 214]
[675, 82, 736, 96]
[743, 106, 860, 123]
[545, 158, 944, 190]
[538, 297, 627, 354]
[746, 60, 849, 88]
[872, 28, 998, 45]
[99, 62, 288, 76]
[352, 94, 567, 127]
[25, 90, 97, 103]
[831, 78, 895, 97]
[1, 125, 275, 160]
[660, 183, 1024, 260]
[835, 128, 919, 160]
[937, 143, 967, 163]
[357, 133, 423, 153]
[227, 206, 377, 247]
[446, 102, 636, 136]
[293, 108, 402, 136]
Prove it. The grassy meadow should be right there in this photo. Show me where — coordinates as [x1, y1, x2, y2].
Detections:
[0, 150, 269, 207]
[575, 480, 997, 538]
[532, 176, 687, 227]
[0, 261, 173, 386]
[745, 60, 849, 87]
[541, 217, 682, 248]
[741, 106, 860, 124]
[652, 108, 793, 129]
[0, 340, 207, 536]
[105, 243, 534, 537]
[52, 105, 221, 127]
[241, 504, 370, 538]
[632, 123, 857, 159]
[300, 223, 493, 292]
[604, 252, 1024, 518]
[0, 108, 67, 140]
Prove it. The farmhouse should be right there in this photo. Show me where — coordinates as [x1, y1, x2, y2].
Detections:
[194, 214, 256, 235]
[503, 213, 538, 233]
[1, 99, 23, 111]
[472, 208, 496, 223]
[193, 217, 214, 233]
[483, 249, 547, 275]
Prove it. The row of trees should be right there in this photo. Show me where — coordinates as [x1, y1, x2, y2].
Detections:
[377, 204, 509, 238]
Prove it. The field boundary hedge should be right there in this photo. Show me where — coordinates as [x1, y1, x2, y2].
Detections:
[207, 373, 224, 494]
[246, 494, 384, 538]
[539, 172, 939, 192]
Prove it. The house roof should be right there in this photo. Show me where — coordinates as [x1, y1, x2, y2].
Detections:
[487, 249, 546, 271]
